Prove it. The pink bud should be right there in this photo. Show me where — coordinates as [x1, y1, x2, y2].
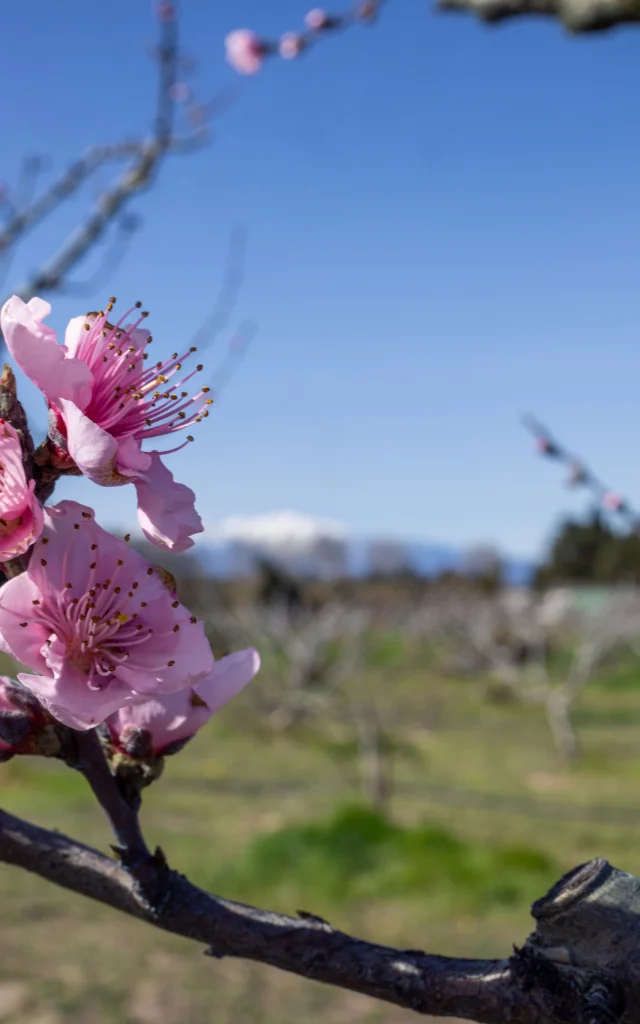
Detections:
[535, 436, 550, 454]
[279, 32, 305, 59]
[305, 8, 331, 30]
[603, 491, 623, 511]
[170, 82, 191, 103]
[225, 29, 265, 75]
[156, 2, 176, 22]
[357, 1, 378, 20]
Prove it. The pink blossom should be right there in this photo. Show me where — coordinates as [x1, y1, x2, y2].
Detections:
[225, 30, 265, 75]
[0, 500, 214, 730]
[279, 32, 305, 59]
[0, 296, 209, 552]
[107, 648, 260, 755]
[535, 436, 555, 455]
[305, 9, 331, 30]
[156, 2, 176, 22]
[603, 491, 623, 511]
[0, 420, 43, 561]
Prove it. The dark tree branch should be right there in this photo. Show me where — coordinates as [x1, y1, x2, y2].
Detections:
[437, 0, 640, 32]
[0, 806, 634, 1023]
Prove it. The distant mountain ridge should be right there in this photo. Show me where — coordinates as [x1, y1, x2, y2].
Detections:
[181, 510, 536, 584]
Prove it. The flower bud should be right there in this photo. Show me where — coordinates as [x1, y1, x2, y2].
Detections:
[357, 1, 378, 20]
[119, 724, 154, 760]
[0, 710, 31, 746]
[279, 32, 305, 59]
[535, 436, 559, 457]
[0, 677, 67, 760]
[225, 30, 266, 75]
[603, 491, 624, 512]
[305, 8, 332, 30]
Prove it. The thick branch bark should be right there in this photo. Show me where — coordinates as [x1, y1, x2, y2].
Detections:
[0, 807, 634, 1023]
[438, 0, 640, 33]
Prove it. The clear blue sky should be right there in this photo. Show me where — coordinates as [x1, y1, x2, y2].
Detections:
[2, 0, 640, 559]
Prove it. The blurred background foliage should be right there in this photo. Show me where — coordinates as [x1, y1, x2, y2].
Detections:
[5, 544, 640, 1023]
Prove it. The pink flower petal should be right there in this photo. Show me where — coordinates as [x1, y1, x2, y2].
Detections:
[0, 573, 50, 674]
[1, 296, 93, 409]
[116, 436, 152, 474]
[57, 400, 119, 482]
[108, 691, 206, 751]
[196, 648, 261, 714]
[18, 671, 148, 730]
[0, 423, 44, 560]
[106, 647, 260, 752]
[133, 452, 203, 552]
[114, 609, 213, 694]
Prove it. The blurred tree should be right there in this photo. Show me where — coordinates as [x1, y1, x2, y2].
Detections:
[460, 544, 504, 593]
[367, 538, 413, 578]
[535, 510, 640, 587]
[256, 558, 306, 611]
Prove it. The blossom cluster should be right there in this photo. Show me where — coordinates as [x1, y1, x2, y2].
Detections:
[0, 296, 259, 750]
[224, 4, 381, 76]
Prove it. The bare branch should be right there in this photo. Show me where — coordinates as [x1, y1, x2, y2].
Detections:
[57, 216, 139, 298]
[437, 0, 640, 32]
[0, 6, 213, 310]
[523, 413, 639, 531]
[0, 143, 145, 259]
[1, 805, 632, 1023]
[6, 9, 177, 303]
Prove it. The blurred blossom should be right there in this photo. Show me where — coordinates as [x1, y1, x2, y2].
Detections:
[156, 2, 176, 23]
[603, 491, 623, 511]
[279, 32, 305, 59]
[225, 30, 265, 75]
[305, 8, 331, 30]
[358, 1, 378, 19]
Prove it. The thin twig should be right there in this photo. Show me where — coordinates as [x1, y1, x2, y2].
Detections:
[72, 730, 151, 863]
[522, 413, 639, 531]
[0, 7, 210, 312]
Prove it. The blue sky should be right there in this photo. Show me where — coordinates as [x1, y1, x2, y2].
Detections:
[2, 0, 640, 559]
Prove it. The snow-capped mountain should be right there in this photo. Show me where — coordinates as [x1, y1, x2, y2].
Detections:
[190, 510, 534, 584]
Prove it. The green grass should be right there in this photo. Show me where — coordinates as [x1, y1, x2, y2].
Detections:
[3, 653, 640, 1022]
[216, 804, 557, 913]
